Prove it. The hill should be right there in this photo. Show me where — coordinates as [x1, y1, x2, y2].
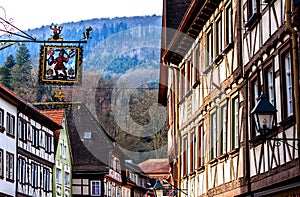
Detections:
[0, 15, 167, 163]
[0, 15, 162, 74]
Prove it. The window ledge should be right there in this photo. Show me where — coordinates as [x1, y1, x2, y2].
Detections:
[214, 54, 223, 65]
[197, 165, 205, 172]
[245, 13, 260, 30]
[0, 126, 5, 132]
[228, 148, 239, 156]
[202, 64, 213, 75]
[192, 80, 200, 89]
[217, 153, 229, 161]
[223, 42, 234, 54]
[189, 171, 196, 177]
[208, 158, 218, 166]
[6, 178, 14, 183]
[6, 133, 15, 139]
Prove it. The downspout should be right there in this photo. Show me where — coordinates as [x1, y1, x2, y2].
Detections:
[286, 0, 300, 169]
[174, 66, 181, 197]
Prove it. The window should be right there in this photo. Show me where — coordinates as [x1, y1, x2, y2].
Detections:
[189, 131, 195, 173]
[56, 168, 62, 184]
[250, 76, 261, 137]
[60, 140, 67, 159]
[197, 124, 204, 168]
[266, 69, 275, 105]
[231, 97, 239, 149]
[182, 137, 188, 176]
[225, 2, 233, 46]
[215, 16, 222, 56]
[0, 108, 4, 132]
[65, 171, 70, 186]
[210, 109, 217, 159]
[284, 53, 293, 117]
[245, 0, 259, 28]
[193, 46, 200, 86]
[83, 131, 91, 139]
[32, 127, 39, 148]
[0, 149, 3, 177]
[31, 163, 38, 188]
[180, 68, 185, 99]
[43, 168, 51, 192]
[220, 103, 228, 155]
[18, 157, 26, 184]
[18, 118, 27, 142]
[45, 134, 52, 153]
[91, 180, 101, 196]
[206, 28, 213, 67]
[186, 60, 191, 92]
[6, 152, 14, 181]
[6, 113, 15, 136]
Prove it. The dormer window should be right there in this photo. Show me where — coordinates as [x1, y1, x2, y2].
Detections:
[83, 131, 91, 139]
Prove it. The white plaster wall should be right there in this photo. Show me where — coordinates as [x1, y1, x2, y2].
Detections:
[0, 98, 17, 196]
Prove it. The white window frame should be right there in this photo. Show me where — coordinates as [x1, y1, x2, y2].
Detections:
[220, 102, 228, 155]
[91, 180, 101, 196]
[6, 113, 15, 136]
[56, 167, 62, 184]
[0, 149, 3, 177]
[6, 151, 14, 181]
[267, 70, 274, 105]
[284, 53, 293, 116]
[210, 109, 218, 159]
[225, 2, 233, 46]
[232, 96, 239, 149]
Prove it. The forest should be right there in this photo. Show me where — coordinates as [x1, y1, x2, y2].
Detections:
[0, 15, 167, 163]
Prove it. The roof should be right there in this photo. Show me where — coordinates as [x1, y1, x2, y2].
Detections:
[34, 102, 123, 173]
[138, 158, 169, 175]
[162, 0, 222, 65]
[40, 109, 65, 126]
[125, 160, 145, 175]
[39, 109, 65, 152]
[0, 83, 61, 131]
[159, 0, 221, 105]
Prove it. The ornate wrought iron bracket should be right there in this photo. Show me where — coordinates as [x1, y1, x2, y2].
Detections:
[0, 7, 89, 51]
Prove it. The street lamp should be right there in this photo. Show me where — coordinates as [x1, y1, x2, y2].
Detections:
[153, 179, 165, 197]
[251, 94, 277, 135]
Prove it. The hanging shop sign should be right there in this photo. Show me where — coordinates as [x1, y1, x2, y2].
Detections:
[39, 45, 83, 85]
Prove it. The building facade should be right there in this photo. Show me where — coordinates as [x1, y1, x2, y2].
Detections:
[40, 109, 72, 197]
[123, 160, 149, 197]
[0, 83, 61, 197]
[243, 0, 300, 195]
[0, 84, 17, 197]
[159, 0, 300, 196]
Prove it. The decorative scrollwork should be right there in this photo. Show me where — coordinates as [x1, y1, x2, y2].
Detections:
[0, 6, 14, 37]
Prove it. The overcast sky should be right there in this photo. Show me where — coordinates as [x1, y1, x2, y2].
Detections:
[1, 0, 163, 30]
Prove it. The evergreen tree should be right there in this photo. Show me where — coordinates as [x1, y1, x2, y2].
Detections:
[0, 54, 15, 89]
[11, 43, 34, 101]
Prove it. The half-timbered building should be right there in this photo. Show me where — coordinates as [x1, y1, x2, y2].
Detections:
[122, 160, 149, 197]
[159, 0, 300, 196]
[243, 0, 300, 195]
[40, 109, 72, 197]
[35, 102, 127, 197]
[0, 83, 17, 197]
[0, 83, 62, 197]
[159, 0, 247, 196]
[16, 105, 61, 196]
